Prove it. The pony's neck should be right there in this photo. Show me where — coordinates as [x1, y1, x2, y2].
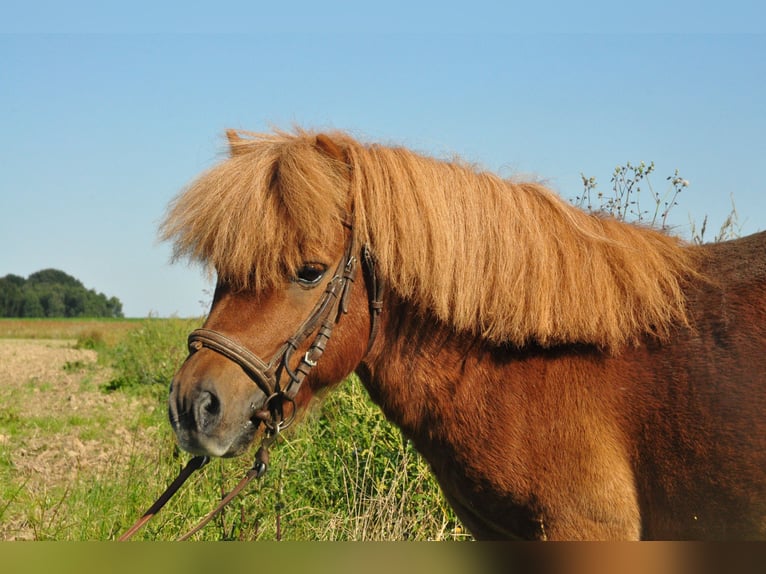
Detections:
[358, 298, 495, 440]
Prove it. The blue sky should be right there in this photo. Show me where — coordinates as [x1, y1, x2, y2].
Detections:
[2, 4, 765, 317]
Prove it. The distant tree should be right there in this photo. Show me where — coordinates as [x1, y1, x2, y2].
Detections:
[27, 268, 84, 288]
[0, 269, 124, 318]
[39, 288, 66, 317]
[0, 274, 25, 317]
[106, 296, 123, 318]
[2, 274, 25, 287]
[21, 290, 44, 317]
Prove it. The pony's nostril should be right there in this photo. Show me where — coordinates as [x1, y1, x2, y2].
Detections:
[203, 392, 220, 416]
[195, 390, 221, 431]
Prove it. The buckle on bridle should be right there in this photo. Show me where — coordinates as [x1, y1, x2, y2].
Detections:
[303, 350, 318, 367]
[258, 391, 297, 433]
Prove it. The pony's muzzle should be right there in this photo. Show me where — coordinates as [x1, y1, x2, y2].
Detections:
[168, 369, 263, 458]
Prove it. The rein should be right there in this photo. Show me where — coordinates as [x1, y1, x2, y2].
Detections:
[119, 228, 383, 541]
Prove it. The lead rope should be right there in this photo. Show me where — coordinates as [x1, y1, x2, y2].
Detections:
[176, 430, 280, 541]
[117, 455, 209, 541]
[118, 429, 278, 542]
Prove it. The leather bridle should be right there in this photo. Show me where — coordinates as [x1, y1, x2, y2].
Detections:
[119, 223, 383, 541]
[187, 223, 382, 438]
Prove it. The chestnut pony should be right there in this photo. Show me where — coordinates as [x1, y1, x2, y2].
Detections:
[162, 129, 766, 540]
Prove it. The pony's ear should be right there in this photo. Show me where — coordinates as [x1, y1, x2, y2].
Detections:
[314, 134, 347, 165]
[226, 129, 249, 157]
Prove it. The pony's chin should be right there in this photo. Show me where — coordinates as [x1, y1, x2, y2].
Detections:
[219, 438, 254, 458]
[176, 425, 258, 459]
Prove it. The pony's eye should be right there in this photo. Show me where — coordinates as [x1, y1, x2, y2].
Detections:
[295, 263, 327, 287]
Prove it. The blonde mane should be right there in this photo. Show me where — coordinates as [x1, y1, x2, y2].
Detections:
[161, 128, 699, 349]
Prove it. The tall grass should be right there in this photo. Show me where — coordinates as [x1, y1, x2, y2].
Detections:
[0, 319, 465, 540]
[102, 318, 199, 394]
[115, 359, 465, 540]
[101, 319, 464, 539]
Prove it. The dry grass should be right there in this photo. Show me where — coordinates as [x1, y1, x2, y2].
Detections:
[0, 318, 143, 347]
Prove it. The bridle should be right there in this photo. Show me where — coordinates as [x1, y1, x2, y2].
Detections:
[119, 223, 383, 541]
[188, 223, 369, 441]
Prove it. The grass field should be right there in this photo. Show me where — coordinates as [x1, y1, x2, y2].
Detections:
[0, 317, 144, 345]
[0, 318, 465, 541]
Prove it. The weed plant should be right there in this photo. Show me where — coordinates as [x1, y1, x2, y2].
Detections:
[574, 162, 741, 243]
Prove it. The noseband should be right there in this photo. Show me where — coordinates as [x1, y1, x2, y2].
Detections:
[186, 225, 383, 438]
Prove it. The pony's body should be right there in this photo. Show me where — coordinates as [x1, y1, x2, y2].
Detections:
[361, 231, 766, 539]
[163, 129, 766, 540]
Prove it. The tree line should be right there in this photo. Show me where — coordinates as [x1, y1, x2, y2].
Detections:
[0, 268, 123, 318]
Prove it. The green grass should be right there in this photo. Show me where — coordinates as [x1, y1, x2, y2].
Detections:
[101, 317, 200, 393]
[0, 318, 466, 541]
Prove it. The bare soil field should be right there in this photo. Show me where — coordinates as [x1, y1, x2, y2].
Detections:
[0, 339, 160, 540]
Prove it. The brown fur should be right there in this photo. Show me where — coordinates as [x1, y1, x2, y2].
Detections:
[164, 129, 766, 540]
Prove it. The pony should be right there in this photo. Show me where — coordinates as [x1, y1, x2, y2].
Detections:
[162, 128, 766, 540]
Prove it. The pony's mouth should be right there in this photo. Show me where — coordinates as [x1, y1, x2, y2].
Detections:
[170, 411, 261, 459]
[222, 418, 262, 458]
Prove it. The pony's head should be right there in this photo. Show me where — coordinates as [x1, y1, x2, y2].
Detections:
[162, 130, 376, 456]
